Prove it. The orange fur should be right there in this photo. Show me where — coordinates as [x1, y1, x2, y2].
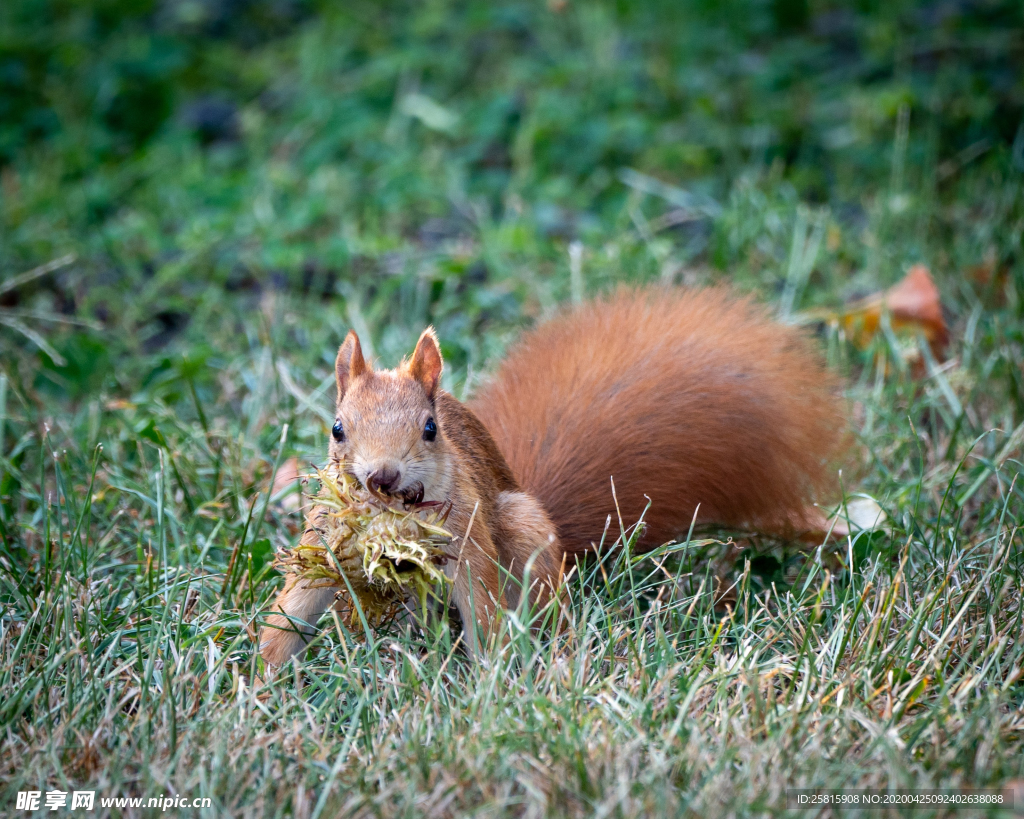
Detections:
[469, 287, 846, 552]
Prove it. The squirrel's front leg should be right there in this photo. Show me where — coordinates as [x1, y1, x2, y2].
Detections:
[259, 574, 339, 667]
[491, 490, 563, 612]
[447, 522, 504, 658]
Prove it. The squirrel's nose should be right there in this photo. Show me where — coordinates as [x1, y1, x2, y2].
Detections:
[367, 467, 401, 495]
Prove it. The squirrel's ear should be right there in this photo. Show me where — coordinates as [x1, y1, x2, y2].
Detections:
[407, 327, 443, 400]
[336, 330, 369, 402]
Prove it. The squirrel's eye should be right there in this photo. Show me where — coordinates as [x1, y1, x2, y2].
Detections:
[332, 420, 345, 442]
[423, 418, 437, 442]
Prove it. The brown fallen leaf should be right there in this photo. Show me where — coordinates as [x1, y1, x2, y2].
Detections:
[806, 265, 948, 364]
[844, 265, 947, 358]
[968, 251, 1009, 306]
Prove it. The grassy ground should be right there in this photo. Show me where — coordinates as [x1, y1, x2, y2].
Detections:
[2, 0, 1024, 816]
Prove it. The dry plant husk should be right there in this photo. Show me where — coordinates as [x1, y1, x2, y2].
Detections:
[274, 465, 453, 624]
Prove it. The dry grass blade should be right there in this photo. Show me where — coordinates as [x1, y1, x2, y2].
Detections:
[0, 253, 76, 295]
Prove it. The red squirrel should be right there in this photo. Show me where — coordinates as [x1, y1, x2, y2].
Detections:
[259, 286, 845, 666]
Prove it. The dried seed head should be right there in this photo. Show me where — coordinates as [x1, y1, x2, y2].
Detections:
[274, 465, 452, 625]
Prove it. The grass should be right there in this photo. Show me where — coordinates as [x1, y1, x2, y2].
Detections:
[2, 0, 1024, 815]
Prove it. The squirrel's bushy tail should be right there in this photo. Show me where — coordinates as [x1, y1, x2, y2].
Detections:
[469, 287, 847, 553]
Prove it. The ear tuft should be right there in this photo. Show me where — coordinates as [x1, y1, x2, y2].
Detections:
[336, 330, 369, 402]
[407, 327, 443, 400]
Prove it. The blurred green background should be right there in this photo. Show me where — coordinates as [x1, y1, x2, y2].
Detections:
[2, 0, 1022, 392]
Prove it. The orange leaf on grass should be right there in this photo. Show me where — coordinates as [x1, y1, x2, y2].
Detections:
[837, 265, 948, 360]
